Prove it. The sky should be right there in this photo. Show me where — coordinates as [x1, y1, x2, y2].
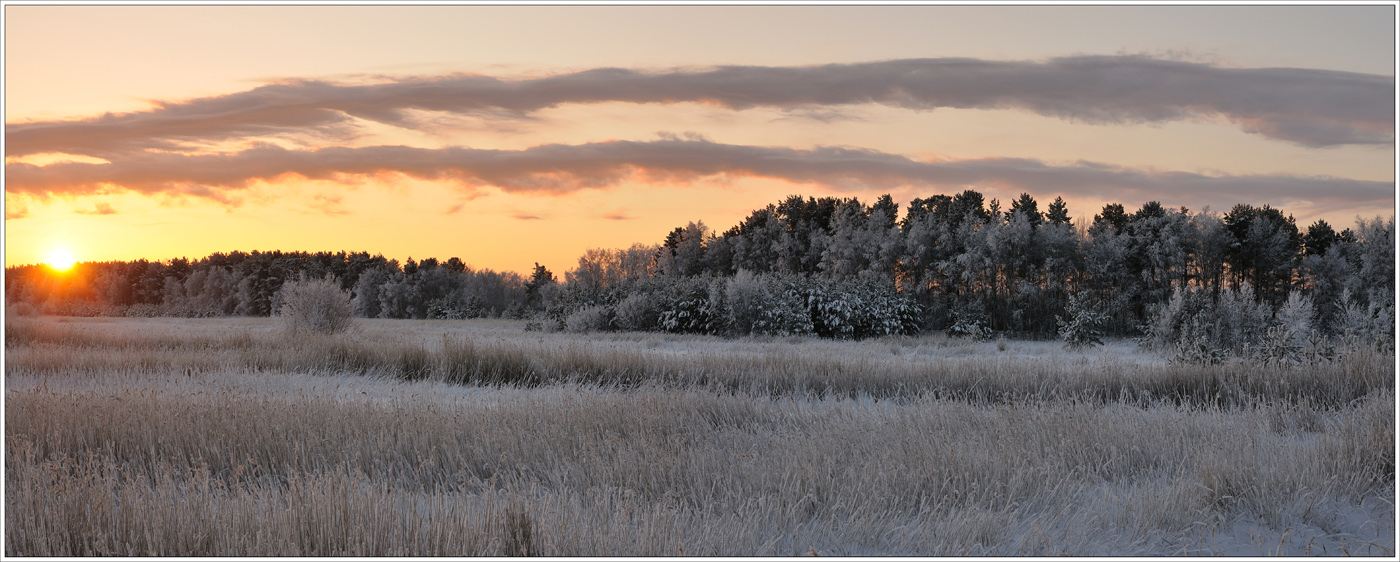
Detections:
[4, 4, 1396, 275]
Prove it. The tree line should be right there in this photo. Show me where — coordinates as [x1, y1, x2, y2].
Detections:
[6, 191, 1394, 351]
[5, 250, 528, 321]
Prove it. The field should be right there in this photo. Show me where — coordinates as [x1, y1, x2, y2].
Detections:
[4, 315, 1395, 556]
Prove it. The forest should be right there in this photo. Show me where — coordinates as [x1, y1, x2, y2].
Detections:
[6, 190, 1394, 359]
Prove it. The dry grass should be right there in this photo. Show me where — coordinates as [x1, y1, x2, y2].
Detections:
[6, 316, 1391, 408]
[4, 316, 1395, 556]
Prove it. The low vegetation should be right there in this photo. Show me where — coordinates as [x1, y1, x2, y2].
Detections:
[5, 316, 1394, 556]
[276, 274, 355, 335]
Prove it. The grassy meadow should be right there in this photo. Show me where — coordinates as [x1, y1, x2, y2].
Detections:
[4, 315, 1395, 556]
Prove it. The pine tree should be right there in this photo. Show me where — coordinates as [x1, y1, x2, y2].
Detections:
[1046, 196, 1071, 225]
[1056, 292, 1104, 350]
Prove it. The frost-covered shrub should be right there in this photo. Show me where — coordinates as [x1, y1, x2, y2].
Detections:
[1248, 292, 1322, 365]
[613, 293, 660, 332]
[1337, 288, 1395, 352]
[563, 271, 918, 339]
[947, 304, 992, 341]
[1274, 292, 1315, 349]
[1255, 325, 1302, 366]
[1215, 282, 1272, 353]
[1146, 283, 1352, 364]
[807, 283, 860, 339]
[46, 300, 102, 317]
[124, 303, 163, 318]
[427, 298, 466, 319]
[1140, 286, 1213, 350]
[859, 282, 922, 337]
[722, 270, 769, 336]
[278, 274, 354, 335]
[1171, 330, 1227, 365]
[504, 301, 530, 320]
[750, 275, 813, 337]
[1056, 292, 1104, 350]
[427, 295, 491, 319]
[657, 277, 718, 334]
[565, 305, 613, 333]
[6, 301, 38, 318]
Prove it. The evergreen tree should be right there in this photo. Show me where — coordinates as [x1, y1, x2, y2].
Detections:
[1010, 192, 1043, 228]
[1046, 196, 1071, 225]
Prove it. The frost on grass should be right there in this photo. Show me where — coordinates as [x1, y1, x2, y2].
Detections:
[4, 316, 1392, 556]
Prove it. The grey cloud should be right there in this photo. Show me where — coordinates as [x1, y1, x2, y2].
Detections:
[7, 56, 1391, 156]
[6, 139, 1390, 212]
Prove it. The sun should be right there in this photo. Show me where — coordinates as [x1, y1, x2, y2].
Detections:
[46, 249, 76, 271]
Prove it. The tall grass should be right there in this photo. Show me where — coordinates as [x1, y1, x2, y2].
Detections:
[5, 316, 1395, 556]
[6, 316, 1391, 409]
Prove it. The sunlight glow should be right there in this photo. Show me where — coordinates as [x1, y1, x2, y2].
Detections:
[46, 248, 76, 271]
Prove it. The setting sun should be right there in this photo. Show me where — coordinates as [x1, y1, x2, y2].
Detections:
[46, 248, 76, 271]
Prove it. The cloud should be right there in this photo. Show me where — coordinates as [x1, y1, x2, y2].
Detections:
[6, 56, 1391, 155]
[305, 193, 348, 216]
[75, 202, 117, 215]
[6, 201, 29, 220]
[7, 139, 1391, 213]
[513, 214, 544, 220]
[602, 213, 632, 220]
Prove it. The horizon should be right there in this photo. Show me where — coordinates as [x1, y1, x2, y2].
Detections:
[5, 4, 1396, 276]
[3, 193, 1393, 274]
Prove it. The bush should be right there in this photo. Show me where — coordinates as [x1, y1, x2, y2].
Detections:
[1215, 282, 1272, 352]
[564, 306, 613, 333]
[504, 301, 530, 320]
[857, 281, 922, 337]
[1140, 287, 1213, 350]
[1143, 283, 1275, 360]
[722, 270, 768, 336]
[613, 293, 659, 332]
[6, 301, 38, 318]
[656, 277, 718, 334]
[1056, 292, 1105, 350]
[124, 303, 163, 318]
[1170, 331, 1227, 365]
[947, 303, 992, 341]
[277, 274, 354, 335]
[753, 277, 814, 337]
[1337, 288, 1395, 352]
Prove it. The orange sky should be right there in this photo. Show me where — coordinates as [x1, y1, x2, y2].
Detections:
[5, 5, 1395, 275]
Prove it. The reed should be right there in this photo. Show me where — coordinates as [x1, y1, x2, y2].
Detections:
[5, 316, 1394, 556]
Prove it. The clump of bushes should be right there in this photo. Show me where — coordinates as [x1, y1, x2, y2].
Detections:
[277, 274, 354, 335]
[6, 301, 39, 318]
[1141, 283, 1392, 365]
[564, 306, 612, 333]
[540, 271, 921, 340]
[1056, 292, 1104, 350]
[947, 304, 992, 341]
[612, 293, 659, 332]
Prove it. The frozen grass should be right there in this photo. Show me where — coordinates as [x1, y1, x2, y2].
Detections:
[4, 316, 1395, 556]
[6, 316, 1391, 408]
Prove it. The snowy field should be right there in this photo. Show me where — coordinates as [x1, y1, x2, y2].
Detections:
[5, 316, 1394, 556]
